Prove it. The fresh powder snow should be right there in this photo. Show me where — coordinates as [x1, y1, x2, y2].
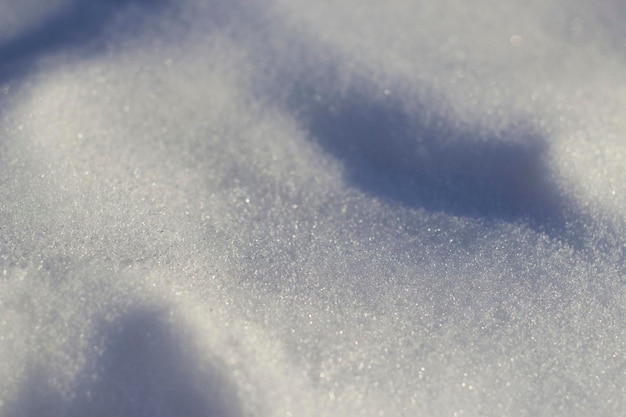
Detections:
[0, 0, 625, 416]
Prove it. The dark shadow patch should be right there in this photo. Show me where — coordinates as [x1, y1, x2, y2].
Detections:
[0, 0, 168, 83]
[4, 307, 244, 417]
[0, 368, 67, 417]
[294, 88, 577, 240]
[70, 308, 243, 417]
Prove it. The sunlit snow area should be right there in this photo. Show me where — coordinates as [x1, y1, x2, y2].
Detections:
[1, 0, 625, 416]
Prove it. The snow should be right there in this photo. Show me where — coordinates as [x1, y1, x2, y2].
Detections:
[0, 0, 625, 416]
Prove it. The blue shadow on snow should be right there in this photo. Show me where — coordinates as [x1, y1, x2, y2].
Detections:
[297, 89, 576, 240]
[5, 307, 243, 417]
[0, 0, 168, 82]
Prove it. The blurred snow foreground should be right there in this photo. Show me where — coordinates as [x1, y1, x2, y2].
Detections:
[0, 0, 625, 415]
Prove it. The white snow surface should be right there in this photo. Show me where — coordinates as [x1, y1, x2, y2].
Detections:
[0, 0, 625, 416]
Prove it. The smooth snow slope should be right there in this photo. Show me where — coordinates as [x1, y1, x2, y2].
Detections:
[0, 0, 625, 416]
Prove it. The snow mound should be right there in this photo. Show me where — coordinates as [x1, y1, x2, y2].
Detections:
[1, 0, 625, 416]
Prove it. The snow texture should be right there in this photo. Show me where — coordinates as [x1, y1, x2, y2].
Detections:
[0, 0, 625, 416]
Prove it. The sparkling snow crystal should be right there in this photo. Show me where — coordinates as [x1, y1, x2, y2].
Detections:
[1, 0, 625, 416]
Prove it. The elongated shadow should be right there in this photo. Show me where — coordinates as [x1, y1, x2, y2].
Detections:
[0, 0, 167, 83]
[4, 307, 243, 417]
[297, 89, 576, 239]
